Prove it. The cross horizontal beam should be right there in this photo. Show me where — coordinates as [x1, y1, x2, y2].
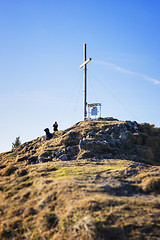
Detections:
[80, 58, 92, 68]
[88, 103, 101, 107]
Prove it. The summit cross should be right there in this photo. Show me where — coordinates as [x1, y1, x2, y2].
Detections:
[80, 43, 91, 121]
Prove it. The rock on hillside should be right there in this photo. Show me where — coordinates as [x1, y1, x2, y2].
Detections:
[0, 118, 160, 239]
[2, 118, 160, 165]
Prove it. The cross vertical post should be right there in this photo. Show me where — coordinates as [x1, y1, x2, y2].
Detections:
[83, 43, 87, 120]
[80, 44, 91, 121]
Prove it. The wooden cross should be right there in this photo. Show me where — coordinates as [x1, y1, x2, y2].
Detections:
[80, 44, 91, 120]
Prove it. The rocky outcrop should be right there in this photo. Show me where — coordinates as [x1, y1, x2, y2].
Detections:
[4, 119, 160, 165]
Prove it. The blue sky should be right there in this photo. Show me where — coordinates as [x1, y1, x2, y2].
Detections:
[0, 0, 160, 153]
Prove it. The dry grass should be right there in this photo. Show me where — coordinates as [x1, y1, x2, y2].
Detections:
[141, 177, 160, 193]
[0, 119, 160, 239]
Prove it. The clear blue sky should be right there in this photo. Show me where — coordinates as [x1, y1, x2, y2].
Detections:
[0, 0, 160, 153]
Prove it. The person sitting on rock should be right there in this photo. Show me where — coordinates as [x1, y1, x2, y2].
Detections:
[53, 121, 58, 132]
[44, 128, 53, 140]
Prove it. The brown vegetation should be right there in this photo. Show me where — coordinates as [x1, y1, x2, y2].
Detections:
[0, 119, 160, 239]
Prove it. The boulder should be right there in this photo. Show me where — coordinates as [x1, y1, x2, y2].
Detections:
[119, 133, 127, 141]
[37, 157, 52, 163]
[55, 150, 64, 158]
[28, 156, 38, 164]
[86, 131, 96, 139]
[59, 154, 68, 161]
[16, 155, 28, 162]
[119, 131, 133, 141]
[79, 139, 111, 154]
[104, 117, 119, 121]
[66, 145, 79, 155]
[125, 120, 138, 131]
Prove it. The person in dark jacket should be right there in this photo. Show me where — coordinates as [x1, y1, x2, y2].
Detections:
[44, 128, 53, 140]
[53, 121, 58, 132]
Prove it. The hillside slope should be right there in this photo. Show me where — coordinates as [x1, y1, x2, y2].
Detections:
[0, 118, 160, 239]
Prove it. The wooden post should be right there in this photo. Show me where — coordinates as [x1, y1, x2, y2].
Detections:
[83, 44, 87, 121]
[80, 44, 91, 121]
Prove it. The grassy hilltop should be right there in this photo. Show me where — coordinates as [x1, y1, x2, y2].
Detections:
[0, 118, 160, 240]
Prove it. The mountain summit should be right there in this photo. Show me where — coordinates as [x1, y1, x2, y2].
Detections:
[0, 118, 160, 239]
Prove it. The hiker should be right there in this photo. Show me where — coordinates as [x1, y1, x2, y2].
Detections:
[44, 128, 53, 140]
[53, 121, 58, 132]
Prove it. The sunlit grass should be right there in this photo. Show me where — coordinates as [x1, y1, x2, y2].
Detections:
[54, 163, 128, 178]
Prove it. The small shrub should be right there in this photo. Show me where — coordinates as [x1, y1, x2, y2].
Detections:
[15, 169, 28, 177]
[74, 215, 95, 239]
[12, 136, 21, 149]
[142, 177, 160, 193]
[2, 165, 18, 176]
[24, 207, 37, 217]
[44, 212, 58, 229]
[37, 211, 58, 230]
